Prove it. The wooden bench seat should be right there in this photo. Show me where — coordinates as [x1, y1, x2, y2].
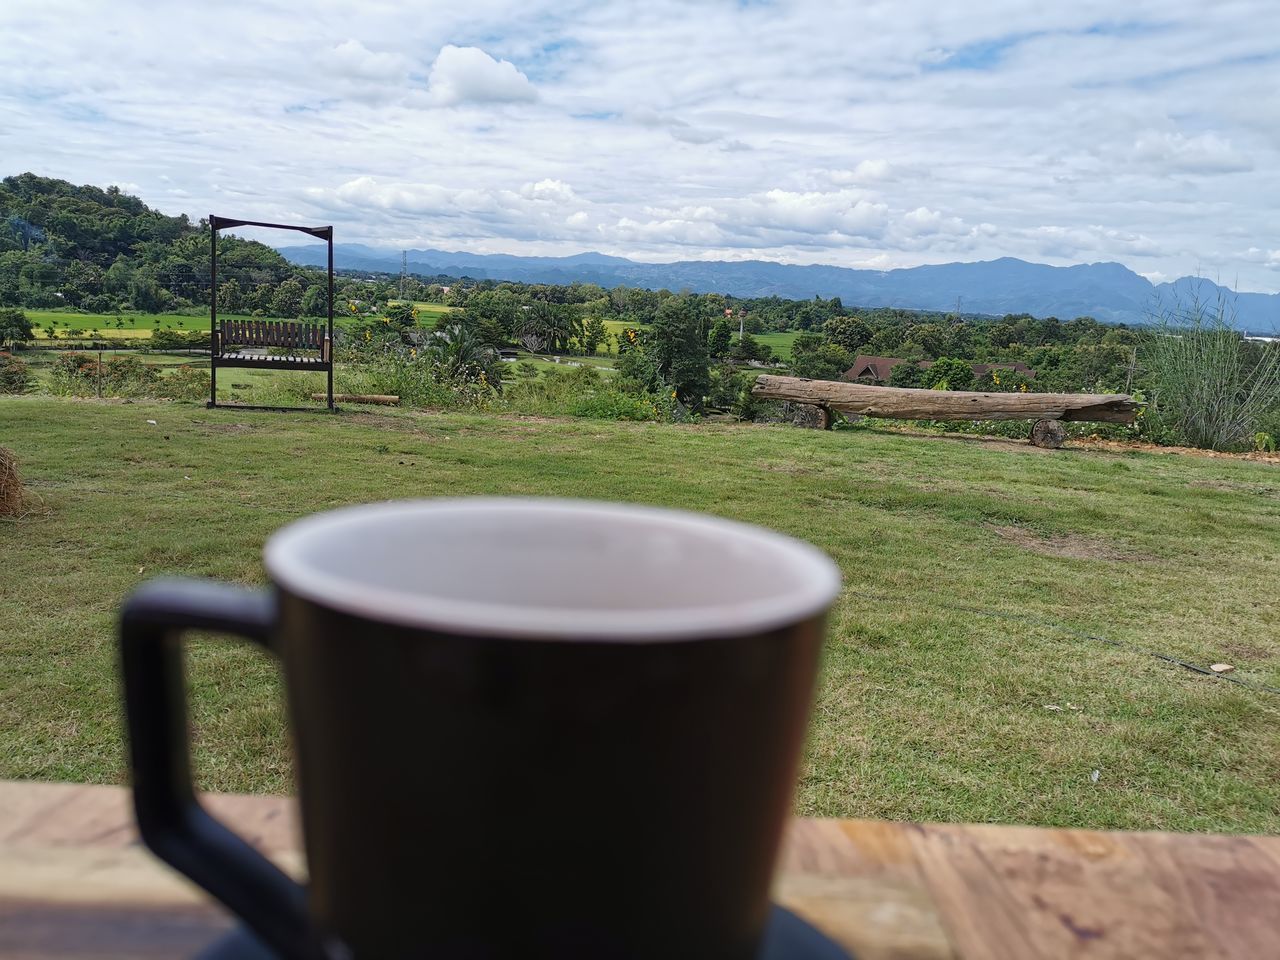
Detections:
[213, 320, 331, 371]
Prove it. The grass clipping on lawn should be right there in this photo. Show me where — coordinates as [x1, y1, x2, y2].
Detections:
[0, 445, 27, 518]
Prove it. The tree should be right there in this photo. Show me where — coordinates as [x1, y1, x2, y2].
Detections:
[824, 315, 871, 354]
[708, 319, 733, 359]
[270, 278, 304, 318]
[789, 335, 851, 380]
[302, 285, 328, 318]
[887, 362, 925, 388]
[580, 315, 607, 355]
[922, 357, 974, 391]
[649, 298, 710, 407]
[463, 289, 520, 341]
[217, 278, 243, 312]
[425, 322, 503, 387]
[0, 308, 33, 348]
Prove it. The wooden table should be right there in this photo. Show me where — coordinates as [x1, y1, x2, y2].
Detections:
[2, 780, 1277, 959]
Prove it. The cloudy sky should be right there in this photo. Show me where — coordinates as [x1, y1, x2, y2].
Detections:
[4, 1, 1280, 290]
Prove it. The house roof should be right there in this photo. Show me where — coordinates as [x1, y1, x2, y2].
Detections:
[843, 355, 909, 381]
[843, 356, 1036, 382]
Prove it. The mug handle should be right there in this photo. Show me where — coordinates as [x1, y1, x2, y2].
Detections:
[119, 578, 330, 960]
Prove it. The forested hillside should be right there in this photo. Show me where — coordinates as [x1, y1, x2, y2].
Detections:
[0, 173, 323, 315]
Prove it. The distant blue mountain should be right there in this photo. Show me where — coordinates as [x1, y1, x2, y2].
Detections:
[274, 244, 1280, 331]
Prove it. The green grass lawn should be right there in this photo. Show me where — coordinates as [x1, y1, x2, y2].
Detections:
[2, 396, 1278, 832]
[753, 330, 800, 361]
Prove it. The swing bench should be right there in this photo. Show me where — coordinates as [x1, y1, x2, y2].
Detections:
[207, 215, 336, 412]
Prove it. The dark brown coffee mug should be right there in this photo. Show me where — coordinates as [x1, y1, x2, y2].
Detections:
[119, 498, 841, 959]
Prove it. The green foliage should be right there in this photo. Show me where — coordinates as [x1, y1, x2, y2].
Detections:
[0, 307, 32, 347]
[887, 362, 925, 388]
[708, 318, 733, 359]
[823, 315, 872, 353]
[1254, 432, 1277, 453]
[972, 368, 1034, 393]
[648, 297, 710, 407]
[154, 364, 211, 401]
[0, 352, 33, 393]
[301, 286, 328, 318]
[790, 333, 851, 380]
[150, 328, 211, 351]
[501, 365, 668, 422]
[579, 314, 608, 355]
[1142, 291, 1280, 450]
[922, 357, 974, 391]
[49, 353, 163, 397]
[382, 300, 418, 330]
[729, 332, 775, 364]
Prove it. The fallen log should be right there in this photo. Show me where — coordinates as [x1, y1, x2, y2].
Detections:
[310, 393, 400, 406]
[751, 375, 1136, 424]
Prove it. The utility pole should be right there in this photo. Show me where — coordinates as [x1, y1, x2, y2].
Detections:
[399, 250, 408, 299]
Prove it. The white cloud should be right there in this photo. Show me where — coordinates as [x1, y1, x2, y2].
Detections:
[423, 45, 537, 107]
[1130, 131, 1252, 174]
[4, 1, 1280, 290]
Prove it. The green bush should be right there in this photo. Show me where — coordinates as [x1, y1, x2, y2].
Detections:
[155, 364, 211, 401]
[0, 352, 33, 394]
[151, 329, 211, 351]
[500, 366, 669, 421]
[49, 353, 163, 398]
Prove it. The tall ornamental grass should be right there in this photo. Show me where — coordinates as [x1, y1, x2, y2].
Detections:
[1143, 289, 1280, 450]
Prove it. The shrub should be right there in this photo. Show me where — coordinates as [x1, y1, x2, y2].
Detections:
[151, 328, 211, 351]
[0, 352, 33, 394]
[49, 353, 163, 397]
[922, 357, 974, 391]
[155, 364, 211, 401]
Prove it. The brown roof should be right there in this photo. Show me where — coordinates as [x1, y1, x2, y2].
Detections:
[843, 355, 909, 382]
[844, 356, 1036, 382]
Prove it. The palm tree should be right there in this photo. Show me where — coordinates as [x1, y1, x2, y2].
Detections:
[425, 323, 502, 386]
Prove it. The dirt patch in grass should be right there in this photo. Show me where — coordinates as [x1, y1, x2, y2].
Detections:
[874, 427, 1061, 455]
[1075, 438, 1280, 466]
[1218, 640, 1274, 662]
[989, 524, 1145, 561]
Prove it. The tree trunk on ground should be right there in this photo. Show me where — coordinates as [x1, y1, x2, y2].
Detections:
[751, 375, 1137, 424]
[1030, 419, 1067, 448]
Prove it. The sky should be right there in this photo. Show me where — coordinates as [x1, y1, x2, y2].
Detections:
[3, 1, 1280, 291]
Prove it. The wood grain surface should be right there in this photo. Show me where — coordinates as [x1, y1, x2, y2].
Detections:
[750, 375, 1138, 423]
[2, 780, 1277, 959]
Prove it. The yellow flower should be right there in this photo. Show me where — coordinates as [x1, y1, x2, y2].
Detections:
[992, 372, 1001, 385]
[671, 390, 677, 398]
[410, 348, 417, 357]
[1019, 383, 1028, 392]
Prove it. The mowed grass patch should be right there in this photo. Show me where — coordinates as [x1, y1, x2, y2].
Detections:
[1, 396, 1278, 831]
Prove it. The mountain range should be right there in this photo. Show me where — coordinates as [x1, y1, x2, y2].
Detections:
[275, 244, 1280, 331]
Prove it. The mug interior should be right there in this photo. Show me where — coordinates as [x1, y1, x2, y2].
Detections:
[263, 498, 840, 641]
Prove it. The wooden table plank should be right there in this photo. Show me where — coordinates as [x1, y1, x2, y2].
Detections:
[3, 781, 1279, 959]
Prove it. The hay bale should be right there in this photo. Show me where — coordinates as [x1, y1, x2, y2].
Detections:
[0, 446, 24, 518]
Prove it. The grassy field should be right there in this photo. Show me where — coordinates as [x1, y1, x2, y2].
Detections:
[2, 397, 1278, 831]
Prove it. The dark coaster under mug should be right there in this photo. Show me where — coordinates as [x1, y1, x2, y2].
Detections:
[197, 904, 853, 960]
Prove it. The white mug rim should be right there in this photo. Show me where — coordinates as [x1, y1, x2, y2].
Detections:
[263, 498, 841, 642]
